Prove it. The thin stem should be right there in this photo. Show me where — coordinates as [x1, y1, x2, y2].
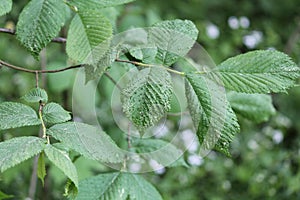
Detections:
[38, 103, 47, 138]
[115, 58, 185, 76]
[28, 155, 39, 200]
[0, 28, 66, 43]
[0, 59, 83, 73]
[35, 72, 39, 88]
[104, 72, 122, 90]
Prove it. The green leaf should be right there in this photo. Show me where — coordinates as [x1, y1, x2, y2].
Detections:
[227, 92, 276, 123]
[215, 50, 300, 93]
[44, 145, 78, 187]
[68, 0, 135, 10]
[47, 122, 125, 163]
[76, 172, 163, 200]
[84, 48, 117, 82]
[0, 136, 45, 172]
[149, 19, 198, 66]
[0, 191, 13, 200]
[21, 87, 48, 103]
[16, 0, 67, 56]
[185, 74, 240, 156]
[121, 67, 173, 132]
[66, 10, 112, 63]
[0, 102, 41, 130]
[0, 0, 12, 16]
[132, 138, 188, 167]
[37, 152, 46, 186]
[42, 103, 71, 124]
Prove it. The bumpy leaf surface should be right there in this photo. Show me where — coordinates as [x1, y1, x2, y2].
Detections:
[76, 172, 162, 200]
[0, 136, 45, 172]
[42, 103, 71, 124]
[45, 145, 78, 187]
[21, 87, 48, 103]
[47, 122, 125, 163]
[68, 0, 135, 9]
[121, 67, 173, 132]
[0, 0, 12, 16]
[0, 102, 41, 130]
[16, 0, 67, 56]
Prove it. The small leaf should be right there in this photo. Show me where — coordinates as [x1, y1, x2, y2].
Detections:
[66, 9, 112, 63]
[121, 67, 173, 132]
[0, 102, 41, 130]
[149, 19, 198, 66]
[37, 152, 46, 186]
[68, 0, 135, 9]
[16, 0, 67, 56]
[64, 180, 78, 199]
[215, 50, 300, 93]
[132, 138, 188, 167]
[42, 103, 71, 124]
[47, 122, 125, 163]
[185, 74, 240, 156]
[0, 0, 12, 16]
[76, 172, 163, 200]
[0, 136, 46, 172]
[44, 145, 78, 187]
[227, 92, 276, 123]
[21, 87, 48, 103]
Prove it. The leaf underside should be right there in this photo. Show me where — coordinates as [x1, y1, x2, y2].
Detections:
[42, 103, 71, 124]
[44, 145, 78, 187]
[0, 136, 45, 172]
[185, 73, 240, 156]
[66, 9, 112, 63]
[214, 50, 300, 93]
[16, 0, 67, 56]
[76, 172, 163, 200]
[0, 0, 12, 16]
[21, 87, 48, 103]
[121, 67, 173, 132]
[0, 102, 41, 130]
[47, 122, 125, 163]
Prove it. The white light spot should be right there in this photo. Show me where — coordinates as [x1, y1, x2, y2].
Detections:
[228, 16, 239, 29]
[206, 23, 220, 39]
[272, 130, 284, 144]
[187, 154, 204, 166]
[248, 139, 259, 150]
[149, 159, 165, 174]
[239, 16, 250, 28]
[243, 31, 263, 49]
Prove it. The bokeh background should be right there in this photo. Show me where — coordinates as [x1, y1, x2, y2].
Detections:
[1, 0, 300, 199]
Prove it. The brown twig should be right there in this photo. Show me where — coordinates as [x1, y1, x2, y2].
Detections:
[0, 59, 83, 73]
[0, 28, 66, 43]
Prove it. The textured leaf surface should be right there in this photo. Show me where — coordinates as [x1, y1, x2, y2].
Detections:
[0, 137, 45, 172]
[37, 152, 46, 186]
[16, 0, 67, 56]
[84, 48, 117, 82]
[215, 50, 300, 93]
[185, 74, 240, 156]
[45, 145, 78, 187]
[42, 103, 71, 124]
[0, 0, 12, 16]
[0, 102, 41, 130]
[21, 87, 48, 103]
[47, 122, 125, 163]
[121, 67, 173, 132]
[227, 92, 276, 123]
[66, 10, 112, 63]
[149, 19, 198, 66]
[132, 139, 187, 167]
[76, 172, 162, 200]
[68, 0, 135, 9]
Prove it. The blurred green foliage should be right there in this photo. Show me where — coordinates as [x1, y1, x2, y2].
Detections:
[0, 0, 300, 199]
